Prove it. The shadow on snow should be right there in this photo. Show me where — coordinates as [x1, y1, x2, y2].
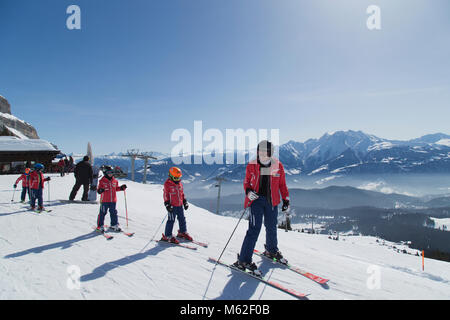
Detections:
[80, 245, 168, 282]
[4, 232, 100, 259]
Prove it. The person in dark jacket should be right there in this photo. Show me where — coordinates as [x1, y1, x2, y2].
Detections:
[69, 155, 93, 201]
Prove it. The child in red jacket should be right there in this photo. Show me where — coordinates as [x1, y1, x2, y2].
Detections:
[95, 166, 127, 233]
[29, 164, 51, 211]
[14, 168, 31, 203]
[161, 167, 191, 244]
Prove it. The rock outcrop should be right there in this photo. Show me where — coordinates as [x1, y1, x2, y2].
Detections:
[0, 95, 11, 114]
[0, 95, 40, 139]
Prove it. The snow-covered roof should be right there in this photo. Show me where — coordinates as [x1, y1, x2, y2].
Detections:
[0, 136, 58, 152]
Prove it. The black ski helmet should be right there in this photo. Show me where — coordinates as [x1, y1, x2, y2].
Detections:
[102, 165, 113, 174]
[257, 140, 273, 157]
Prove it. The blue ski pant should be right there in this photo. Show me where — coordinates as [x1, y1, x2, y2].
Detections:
[239, 196, 279, 263]
[164, 206, 187, 237]
[21, 187, 30, 202]
[97, 202, 118, 227]
[30, 188, 43, 208]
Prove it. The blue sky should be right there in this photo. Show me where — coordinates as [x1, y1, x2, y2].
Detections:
[1, 0, 449, 155]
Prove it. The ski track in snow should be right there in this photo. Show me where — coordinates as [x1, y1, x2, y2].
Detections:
[0, 174, 450, 299]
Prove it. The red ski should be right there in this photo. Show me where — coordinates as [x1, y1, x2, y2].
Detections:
[208, 257, 308, 300]
[153, 240, 197, 250]
[254, 249, 329, 285]
[92, 226, 114, 240]
[176, 238, 208, 248]
[104, 225, 134, 237]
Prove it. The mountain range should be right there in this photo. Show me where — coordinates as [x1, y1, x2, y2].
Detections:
[190, 185, 450, 213]
[92, 130, 450, 197]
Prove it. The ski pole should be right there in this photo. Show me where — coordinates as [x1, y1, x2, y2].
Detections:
[47, 181, 50, 202]
[140, 214, 168, 253]
[11, 187, 16, 202]
[216, 207, 249, 265]
[285, 211, 289, 232]
[124, 190, 129, 228]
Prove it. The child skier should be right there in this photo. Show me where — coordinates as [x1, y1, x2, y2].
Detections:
[29, 163, 51, 211]
[14, 167, 31, 203]
[161, 167, 191, 244]
[95, 165, 127, 233]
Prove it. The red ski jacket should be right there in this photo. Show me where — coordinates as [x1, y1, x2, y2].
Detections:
[98, 176, 123, 203]
[29, 171, 48, 190]
[163, 179, 185, 207]
[243, 157, 289, 208]
[15, 174, 29, 188]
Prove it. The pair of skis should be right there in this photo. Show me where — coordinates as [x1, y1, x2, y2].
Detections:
[29, 208, 52, 214]
[208, 257, 308, 300]
[154, 237, 209, 250]
[209, 250, 329, 300]
[92, 226, 135, 240]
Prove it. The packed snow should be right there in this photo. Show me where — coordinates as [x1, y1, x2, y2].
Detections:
[430, 218, 450, 231]
[0, 174, 449, 300]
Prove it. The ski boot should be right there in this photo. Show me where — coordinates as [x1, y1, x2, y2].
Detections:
[177, 230, 193, 241]
[233, 255, 262, 277]
[95, 226, 105, 233]
[263, 247, 288, 265]
[108, 225, 122, 232]
[161, 233, 180, 244]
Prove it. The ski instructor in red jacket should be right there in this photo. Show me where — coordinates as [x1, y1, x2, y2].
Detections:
[234, 140, 290, 274]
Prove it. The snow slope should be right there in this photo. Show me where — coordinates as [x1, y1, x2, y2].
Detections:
[0, 174, 449, 300]
[430, 218, 450, 231]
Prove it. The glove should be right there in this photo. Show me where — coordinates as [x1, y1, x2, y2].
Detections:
[247, 190, 259, 201]
[90, 185, 97, 191]
[120, 184, 127, 191]
[183, 199, 189, 210]
[13, 184, 17, 189]
[282, 199, 290, 212]
[97, 188, 104, 194]
[164, 201, 173, 213]
[45, 177, 51, 181]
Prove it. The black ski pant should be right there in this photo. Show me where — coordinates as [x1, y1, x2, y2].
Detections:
[69, 180, 90, 201]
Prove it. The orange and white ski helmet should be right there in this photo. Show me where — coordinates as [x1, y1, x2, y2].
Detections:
[168, 167, 182, 181]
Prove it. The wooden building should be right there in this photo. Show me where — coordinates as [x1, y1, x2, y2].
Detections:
[0, 137, 60, 173]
